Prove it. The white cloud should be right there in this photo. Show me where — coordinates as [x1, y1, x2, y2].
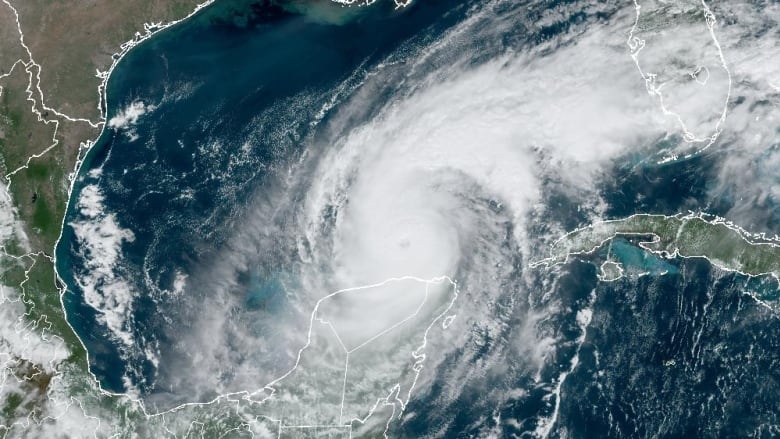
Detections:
[107, 101, 156, 142]
[161, 0, 686, 420]
[628, 0, 732, 152]
[694, 1, 780, 232]
[0, 184, 30, 252]
[302, 4, 669, 291]
[107, 101, 155, 130]
[2, 0, 771, 434]
[69, 184, 137, 348]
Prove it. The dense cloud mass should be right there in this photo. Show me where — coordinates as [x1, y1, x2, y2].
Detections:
[3, 0, 780, 436]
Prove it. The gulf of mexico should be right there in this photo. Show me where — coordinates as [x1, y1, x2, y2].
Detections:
[55, 0, 467, 409]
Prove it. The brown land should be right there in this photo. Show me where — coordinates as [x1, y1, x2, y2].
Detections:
[1, 0, 206, 247]
[9, 0, 207, 120]
[0, 0, 203, 423]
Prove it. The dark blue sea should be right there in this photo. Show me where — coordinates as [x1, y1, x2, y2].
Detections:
[56, 0, 780, 436]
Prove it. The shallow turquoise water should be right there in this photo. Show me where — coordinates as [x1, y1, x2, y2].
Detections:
[53, 0, 780, 435]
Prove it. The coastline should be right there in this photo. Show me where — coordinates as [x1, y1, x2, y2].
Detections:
[48, 0, 421, 415]
[51, 0, 217, 410]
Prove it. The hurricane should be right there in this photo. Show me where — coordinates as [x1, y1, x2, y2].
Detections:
[53, 0, 780, 436]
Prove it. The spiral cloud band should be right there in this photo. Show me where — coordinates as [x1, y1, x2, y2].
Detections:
[58, 0, 755, 433]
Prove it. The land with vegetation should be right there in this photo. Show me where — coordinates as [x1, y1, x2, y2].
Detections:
[540, 213, 780, 279]
[0, 0, 203, 430]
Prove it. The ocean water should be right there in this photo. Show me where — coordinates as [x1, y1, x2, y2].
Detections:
[54, 0, 780, 435]
[57, 0, 471, 407]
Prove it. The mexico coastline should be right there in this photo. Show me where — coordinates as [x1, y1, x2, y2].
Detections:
[54, 0, 221, 394]
[53, 0, 218, 400]
[54, 0, 465, 408]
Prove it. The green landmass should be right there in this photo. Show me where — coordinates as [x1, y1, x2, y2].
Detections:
[0, 1, 381, 435]
[543, 213, 780, 278]
[0, 0, 204, 433]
